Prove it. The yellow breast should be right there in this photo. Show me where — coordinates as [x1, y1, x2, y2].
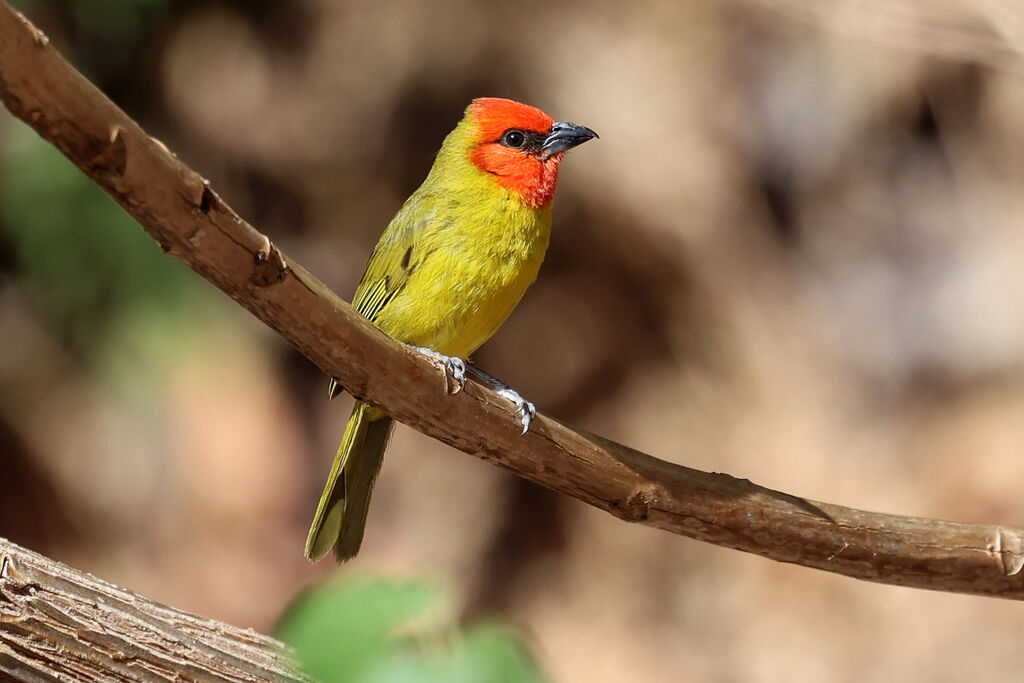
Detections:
[373, 192, 551, 359]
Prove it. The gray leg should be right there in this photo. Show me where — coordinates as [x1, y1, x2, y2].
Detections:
[329, 350, 534, 435]
[467, 365, 536, 435]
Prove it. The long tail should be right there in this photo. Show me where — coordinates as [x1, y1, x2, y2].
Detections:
[305, 400, 394, 562]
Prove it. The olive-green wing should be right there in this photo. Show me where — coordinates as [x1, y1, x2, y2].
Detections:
[353, 199, 450, 325]
[326, 200, 450, 399]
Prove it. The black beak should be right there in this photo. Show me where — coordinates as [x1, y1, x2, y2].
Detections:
[541, 121, 598, 159]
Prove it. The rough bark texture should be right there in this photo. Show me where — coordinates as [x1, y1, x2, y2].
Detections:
[1, 0, 1023, 613]
[0, 538, 311, 682]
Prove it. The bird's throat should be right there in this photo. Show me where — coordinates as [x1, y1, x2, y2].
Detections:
[469, 145, 562, 209]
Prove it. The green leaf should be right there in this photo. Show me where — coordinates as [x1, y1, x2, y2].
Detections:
[276, 577, 545, 683]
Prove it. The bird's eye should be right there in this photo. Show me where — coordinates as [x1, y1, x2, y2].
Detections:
[502, 130, 526, 148]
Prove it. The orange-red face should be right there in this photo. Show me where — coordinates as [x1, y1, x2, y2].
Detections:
[468, 98, 596, 209]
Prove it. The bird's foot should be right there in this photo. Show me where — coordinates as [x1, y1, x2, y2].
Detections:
[410, 346, 467, 394]
[468, 365, 536, 434]
[497, 387, 536, 435]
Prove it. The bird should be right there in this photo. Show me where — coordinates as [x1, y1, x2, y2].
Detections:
[305, 97, 597, 562]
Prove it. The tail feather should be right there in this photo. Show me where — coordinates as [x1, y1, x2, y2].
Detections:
[305, 400, 393, 562]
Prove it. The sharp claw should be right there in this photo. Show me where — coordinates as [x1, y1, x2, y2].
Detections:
[496, 387, 536, 434]
[518, 400, 536, 434]
[448, 357, 466, 394]
[328, 377, 343, 400]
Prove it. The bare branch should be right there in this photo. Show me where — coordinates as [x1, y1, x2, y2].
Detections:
[0, 537, 310, 682]
[1, 1, 1023, 600]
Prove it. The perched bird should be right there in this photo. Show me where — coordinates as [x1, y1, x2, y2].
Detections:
[305, 97, 597, 562]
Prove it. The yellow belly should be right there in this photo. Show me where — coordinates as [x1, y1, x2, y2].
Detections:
[373, 207, 550, 359]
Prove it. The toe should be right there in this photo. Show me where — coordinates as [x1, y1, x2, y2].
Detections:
[448, 358, 467, 393]
[328, 377, 344, 400]
[448, 358, 464, 389]
[519, 400, 536, 434]
[496, 387, 535, 434]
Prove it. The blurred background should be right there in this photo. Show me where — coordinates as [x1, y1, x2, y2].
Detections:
[3, 0, 1024, 680]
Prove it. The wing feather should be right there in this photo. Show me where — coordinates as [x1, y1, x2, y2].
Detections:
[352, 199, 449, 325]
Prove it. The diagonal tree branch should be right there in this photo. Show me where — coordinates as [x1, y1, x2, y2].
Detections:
[2, 0, 1023, 601]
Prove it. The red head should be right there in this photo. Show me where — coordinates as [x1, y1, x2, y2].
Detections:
[466, 98, 597, 209]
